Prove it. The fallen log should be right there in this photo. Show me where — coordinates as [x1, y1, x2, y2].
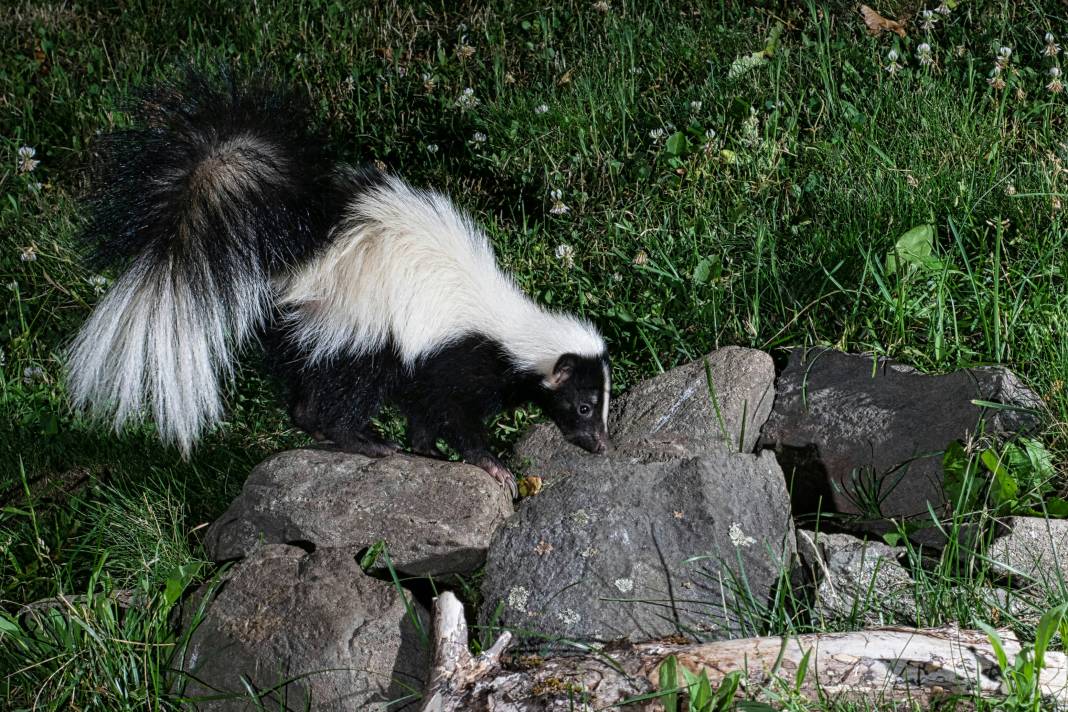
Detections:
[419, 592, 1068, 711]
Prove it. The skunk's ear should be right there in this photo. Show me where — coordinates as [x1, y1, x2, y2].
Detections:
[543, 353, 578, 390]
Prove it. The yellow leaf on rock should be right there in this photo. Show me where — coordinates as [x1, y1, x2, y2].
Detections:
[518, 475, 543, 497]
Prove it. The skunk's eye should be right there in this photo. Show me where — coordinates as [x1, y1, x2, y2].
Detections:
[578, 404, 592, 417]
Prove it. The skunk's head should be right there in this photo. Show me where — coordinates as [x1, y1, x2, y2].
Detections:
[540, 353, 611, 454]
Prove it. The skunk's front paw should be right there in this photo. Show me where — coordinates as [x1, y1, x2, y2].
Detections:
[472, 454, 518, 500]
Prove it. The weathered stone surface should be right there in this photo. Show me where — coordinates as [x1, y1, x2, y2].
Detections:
[480, 450, 795, 644]
[516, 347, 775, 479]
[759, 348, 1042, 542]
[205, 449, 513, 576]
[796, 530, 916, 625]
[989, 516, 1068, 586]
[178, 544, 428, 711]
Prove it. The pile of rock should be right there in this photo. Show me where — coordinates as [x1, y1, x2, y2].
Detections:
[175, 346, 1051, 709]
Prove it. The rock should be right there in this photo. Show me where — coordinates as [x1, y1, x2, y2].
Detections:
[759, 348, 1042, 543]
[989, 516, 1068, 587]
[178, 544, 429, 711]
[480, 449, 795, 644]
[516, 347, 775, 478]
[205, 449, 513, 576]
[796, 530, 916, 625]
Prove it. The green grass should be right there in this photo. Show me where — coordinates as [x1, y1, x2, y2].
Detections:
[2, 0, 1068, 709]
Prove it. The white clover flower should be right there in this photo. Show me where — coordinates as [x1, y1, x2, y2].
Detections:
[648, 127, 665, 141]
[20, 246, 37, 262]
[919, 9, 937, 31]
[728, 522, 756, 547]
[426, 143, 439, 154]
[88, 274, 108, 295]
[554, 243, 574, 262]
[704, 128, 717, 140]
[456, 87, 479, 109]
[988, 72, 1006, 90]
[534, 103, 549, 115]
[689, 100, 702, 112]
[471, 131, 487, 143]
[996, 46, 1013, 69]
[1048, 66, 1064, 93]
[23, 365, 45, 385]
[885, 49, 902, 75]
[592, 0, 610, 12]
[936, 2, 951, 14]
[17, 146, 39, 174]
[916, 43, 934, 66]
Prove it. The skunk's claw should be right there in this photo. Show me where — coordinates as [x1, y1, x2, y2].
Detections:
[473, 455, 518, 499]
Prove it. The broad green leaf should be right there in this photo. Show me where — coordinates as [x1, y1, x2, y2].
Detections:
[727, 51, 767, 79]
[657, 655, 679, 712]
[1045, 497, 1068, 518]
[886, 224, 941, 274]
[665, 131, 690, 157]
[693, 257, 712, 285]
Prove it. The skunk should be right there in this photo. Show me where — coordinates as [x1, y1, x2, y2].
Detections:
[67, 70, 610, 495]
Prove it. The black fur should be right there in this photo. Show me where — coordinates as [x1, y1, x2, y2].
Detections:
[82, 67, 342, 282]
[271, 331, 609, 471]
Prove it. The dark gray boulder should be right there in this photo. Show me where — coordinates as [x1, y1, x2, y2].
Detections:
[480, 449, 794, 645]
[177, 544, 428, 711]
[516, 347, 775, 478]
[759, 348, 1041, 542]
[205, 449, 513, 576]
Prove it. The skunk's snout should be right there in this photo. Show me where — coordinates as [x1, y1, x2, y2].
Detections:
[569, 432, 609, 454]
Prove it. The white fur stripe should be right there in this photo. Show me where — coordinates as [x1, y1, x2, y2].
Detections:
[601, 361, 611, 429]
[280, 175, 605, 373]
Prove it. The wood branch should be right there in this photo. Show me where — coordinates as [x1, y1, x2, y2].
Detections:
[420, 592, 1068, 711]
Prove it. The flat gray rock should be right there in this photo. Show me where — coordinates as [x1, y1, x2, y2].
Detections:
[205, 449, 513, 576]
[989, 516, 1068, 586]
[516, 347, 775, 478]
[759, 348, 1042, 543]
[178, 544, 428, 711]
[480, 449, 794, 645]
[796, 530, 916, 625]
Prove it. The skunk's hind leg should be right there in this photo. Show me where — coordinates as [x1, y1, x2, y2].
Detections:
[286, 350, 400, 458]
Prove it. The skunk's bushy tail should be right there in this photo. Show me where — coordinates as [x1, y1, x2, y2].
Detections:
[68, 69, 336, 455]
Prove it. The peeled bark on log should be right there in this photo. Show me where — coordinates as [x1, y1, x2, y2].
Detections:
[420, 592, 1068, 711]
